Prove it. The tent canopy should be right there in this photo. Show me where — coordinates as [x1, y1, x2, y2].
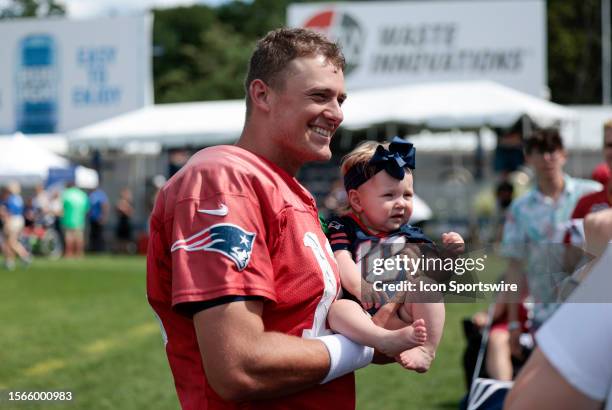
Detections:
[0, 133, 98, 188]
[69, 99, 246, 150]
[67, 81, 576, 151]
[341, 81, 575, 131]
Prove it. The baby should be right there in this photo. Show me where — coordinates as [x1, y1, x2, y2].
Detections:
[326, 138, 463, 371]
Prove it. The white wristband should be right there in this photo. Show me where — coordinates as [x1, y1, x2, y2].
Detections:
[316, 334, 374, 384]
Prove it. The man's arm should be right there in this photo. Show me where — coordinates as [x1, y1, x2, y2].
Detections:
[503, 349, 600, 410]
[584, 209, 612, 257]
[194, 299, 330, 401]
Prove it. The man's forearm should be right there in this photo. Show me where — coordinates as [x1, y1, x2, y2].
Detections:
[195, 300, 365, 401]
[232, 332, 331, 399]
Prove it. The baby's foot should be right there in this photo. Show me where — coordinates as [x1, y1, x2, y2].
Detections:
[377, 319, 427, 357]
[396, 345, 435, 373]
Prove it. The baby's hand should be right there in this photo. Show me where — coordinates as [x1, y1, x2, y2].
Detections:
[361, 284, 389, 310]
[441, 232, 465, 254]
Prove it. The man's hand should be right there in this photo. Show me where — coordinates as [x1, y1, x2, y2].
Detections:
[360, 283, 389, 310]
[584, 209, 612, 258]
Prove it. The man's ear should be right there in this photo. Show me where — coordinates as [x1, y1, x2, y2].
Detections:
[348, 189, 363, 213]
[249, 79, 272, 113]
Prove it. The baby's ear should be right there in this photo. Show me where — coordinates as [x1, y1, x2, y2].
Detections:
[348, 189, 363, 213]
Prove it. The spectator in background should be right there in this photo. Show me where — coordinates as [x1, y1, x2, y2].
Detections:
[493, 126, 525, 175]
[48, 190, 63, 245]
[61, 181, 89, 258]
[0, 182, 31, 270]
[115, 187, 134, 253]
[571, 120, 612, 219]
[591, 162, 611, 186]
[23, 197, 35, 229]
[31, 183, 50, 222]
[88, 185, 109, 252]
[501, 129, 601, 359]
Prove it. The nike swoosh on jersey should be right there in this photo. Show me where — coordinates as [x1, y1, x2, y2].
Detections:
[197, 204, 228, 216]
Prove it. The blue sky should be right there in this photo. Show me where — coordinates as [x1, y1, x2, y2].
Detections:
[62, 0, 235, 18]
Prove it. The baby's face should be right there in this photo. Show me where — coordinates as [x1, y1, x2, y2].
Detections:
[354, 171, 413, 234]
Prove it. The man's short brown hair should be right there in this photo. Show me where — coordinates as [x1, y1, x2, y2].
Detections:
[524, 128, 565, 155]
[244, 27, 345, 116]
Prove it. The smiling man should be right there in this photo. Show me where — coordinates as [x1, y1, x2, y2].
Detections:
[147, 28, 374, 410]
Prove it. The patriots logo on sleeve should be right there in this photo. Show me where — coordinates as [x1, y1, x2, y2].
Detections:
[327, 221, 344, 230]
[171, 223, 256, 271]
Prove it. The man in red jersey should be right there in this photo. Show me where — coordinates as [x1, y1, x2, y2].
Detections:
[147, 28, 376, 409]
[571, 120, 612, 219]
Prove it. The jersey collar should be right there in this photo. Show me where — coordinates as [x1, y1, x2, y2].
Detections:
[346, 212, 388, 238]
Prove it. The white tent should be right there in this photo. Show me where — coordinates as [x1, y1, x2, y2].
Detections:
[409, 194, 433, 224]
[341, 81, 576, 130]
[67, 81, 576, 151]
[69, 99, 246, 151]
[0, 133, 99, 188]
[561, 105, 612, 150]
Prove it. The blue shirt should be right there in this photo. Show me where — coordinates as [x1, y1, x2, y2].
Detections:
[6, 194, 24, 216]
[88, 188, 108, 222]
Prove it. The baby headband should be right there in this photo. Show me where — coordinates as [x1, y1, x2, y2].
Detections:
[343, 136, 416, 192]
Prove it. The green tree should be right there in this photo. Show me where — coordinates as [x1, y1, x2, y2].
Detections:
[152, 0, 330, 103]
[548, 0, 602, 104]
[153, 5, 254, 103]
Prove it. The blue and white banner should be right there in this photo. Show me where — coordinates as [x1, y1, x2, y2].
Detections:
[0, 15, 152, 134]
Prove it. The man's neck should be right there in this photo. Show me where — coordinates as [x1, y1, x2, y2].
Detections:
[236, 130, 299, 176]
[537, 173, 565, 199]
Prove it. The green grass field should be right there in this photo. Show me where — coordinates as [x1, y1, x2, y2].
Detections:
[0, 256, 484, 409]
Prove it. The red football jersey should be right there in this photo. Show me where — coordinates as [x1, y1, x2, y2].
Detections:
[571, 190, 611, 219]
[147, 145, 354, 410]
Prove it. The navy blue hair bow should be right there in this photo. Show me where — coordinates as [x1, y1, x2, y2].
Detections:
[343, 137, 416, 191]
[368, 137, 416, 180]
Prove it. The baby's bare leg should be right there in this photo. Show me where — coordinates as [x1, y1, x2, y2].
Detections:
[371, 302, 406, 330]
[328, 299, 427, 357]
[397, 301, 445, 372]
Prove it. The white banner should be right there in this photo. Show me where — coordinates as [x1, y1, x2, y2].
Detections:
[0, 15, 152, 134]
[288, 0, 546, 97]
